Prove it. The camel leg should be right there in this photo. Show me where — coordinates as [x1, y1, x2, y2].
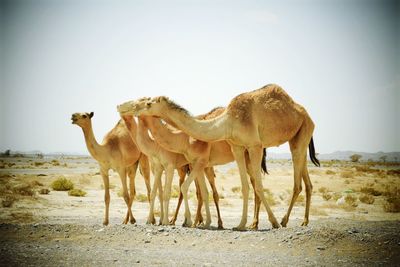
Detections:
[139, 154, 152, 205]
[248, 174, 261, 230]
[162, 166, 175, 225]
[281, 149, 306, 227]
[181, 169, 197, 227]
[301, 162, 313, 226]
[127, 163, 139, 224]
[248, 146, 279, 229]
[170, 166, 186, 225]
[196, 169, 211, 229]
[100, 169, 110, 226]
[117, 168, 133, 225]
[204, 167, 224, 229]
[147, 167, 162, 225]
[193, 178, 204, 227]
[231, 145, 250, 231]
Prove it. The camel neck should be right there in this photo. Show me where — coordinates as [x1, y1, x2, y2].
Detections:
[136, 118, 158, 157]
[81, 123, 105, 162]
[146, 117, 188, 154]
[160, 106, 229, 142]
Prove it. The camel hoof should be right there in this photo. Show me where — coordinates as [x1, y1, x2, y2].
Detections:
[130, 217, 136, 224]
[248, 223, 258, 231]
[281, 216, 288, 227]
[233, 225, 247, 231]
[169, 219, 176, 225]
[301, 220, 309, 226]
[217, 224, 224, 230]
[182, 218, 193, 228]
[103, 220, 109, 226]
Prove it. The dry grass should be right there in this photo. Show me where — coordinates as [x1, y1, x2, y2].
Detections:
[344, 194, 358, 207]
[51, 160, 60, 166]
[360, 186, 382, 196]
[68, 189, 87, 197]
[384, 197, 400, 212]
[340, 171, 354, 179]
[2, 195, 16, 207]
[13, 183, 36, 196]
[325, 170, 336, 175]
[51, 177, 74, 191]
[318, 187, 328, 194]
[136, 193, 148, 202]
[39, 188, 50, 195]
[359, 194, 374, 204]
[322, 192, 332, 201]
[231, 186, 241, 193]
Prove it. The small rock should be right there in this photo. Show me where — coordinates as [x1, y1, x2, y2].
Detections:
[33, 223, 39, 228]
[158, 228, 165, 232]
[260, 237, 265, 241]
[163, 233, 169, 236]
[296, 231, 302, 235]
[191, 242, 196, 246]
[96, 228, 104, 232]
[64, 235, 69, 238]
[234, 235, 240, 240]
[317, 246, 326, 251]
[174, 239, 177, 243]
[136, 260, 140, 263]
[144, 240, 150, 244]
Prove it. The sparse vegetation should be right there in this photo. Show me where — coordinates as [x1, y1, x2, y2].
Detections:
[136, 193, 148, 202]
[322, 192, 332, 201]
[350, 154, 362, 162]
[13, 183, 36, 196]
[344, 194, 358, 207]
[325, 170, 335, 175]
[51, 160, 60, 166]
[51, 177, 74, 191]
[39, 188, 50, 195]
[68, 189, 87, 197]
[318, 187, 328, 194]
[383, 197, 400, 213]
[2, 196, 16, 207]
[340, 171, 354, 179]
[359, 194, 374, 204]
[360, 186, 382, 196]
[231, 186, 241, 193]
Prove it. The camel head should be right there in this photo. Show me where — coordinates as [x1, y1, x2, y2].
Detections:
[71, 112, 94, 128]
[117, 97, 157, 116]
[118, 96, 189, 117]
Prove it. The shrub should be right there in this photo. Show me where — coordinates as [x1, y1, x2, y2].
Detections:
[350, 154, 362, 162]
[384, 197, 400, 212]
[51, 160, 60, 166]
[318, 187, 328, 194]
[68, 189, 87, 197]
[136, 193, 148, 202]
[39, 188, 50, 195]
[231, 186, 241, 193]
[13, 184, 36, 196]
[360, 187, 382, 196]
[2, 196, 16, 207]
[51, 177, 74, 191]
[33, 162, 45, 167]
[322, 192, 332, 201]
[341, 171, 354, 179]
[359, 194, 374, 204]
[344, 194, 358, 207]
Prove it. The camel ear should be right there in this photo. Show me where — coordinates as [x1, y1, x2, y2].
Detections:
[89, 112, 94, 118]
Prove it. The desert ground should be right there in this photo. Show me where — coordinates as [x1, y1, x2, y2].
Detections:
[0, 155, 399, 266]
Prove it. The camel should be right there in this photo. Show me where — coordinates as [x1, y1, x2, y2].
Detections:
[118, 84, 320, 230]
[71, 112, 152, 225]
[142, 106, 268, 229]
[121, 114, 213, 226]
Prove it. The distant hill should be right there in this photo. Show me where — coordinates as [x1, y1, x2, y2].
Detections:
[269, 151, 400, 162]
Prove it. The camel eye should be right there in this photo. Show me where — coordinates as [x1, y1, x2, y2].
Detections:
[82, 115, 87, 118]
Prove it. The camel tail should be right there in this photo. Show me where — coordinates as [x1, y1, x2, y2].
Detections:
[261, 148, 269, 175]
[309, 137, 320, 167]
[183, 164, 191, 175]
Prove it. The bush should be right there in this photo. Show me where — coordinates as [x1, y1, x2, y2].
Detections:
[13, 184, 36, 196]
[344, 194, 358, 207]
[2, 196, 16, 207]
[39, 188, 50, 195]
[360, 187, 382, 196]
[51, 177, 74, 191]
[136, 193, 148, 202]
[384, 197, 400, 212]
[322, 192, 332, 201]
[68, 189, 87, 197]
[359, 194, 374, 204]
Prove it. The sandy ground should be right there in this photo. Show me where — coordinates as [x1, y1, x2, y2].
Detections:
[0, 156, 399, 266]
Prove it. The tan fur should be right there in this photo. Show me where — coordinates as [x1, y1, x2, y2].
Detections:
[71, 112, 152, 226]
[145, 108, 263, 229]
[119, 84, 317, 229]
[120, 114, 197, 226]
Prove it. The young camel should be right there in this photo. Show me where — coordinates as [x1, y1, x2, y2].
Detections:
[118, 84, 320, 230]
[143, 107, 267, 230]
[121, 114, 211, 226]
[71, 112, 152, 225]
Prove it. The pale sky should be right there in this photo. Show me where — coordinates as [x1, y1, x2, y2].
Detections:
[1, 0, 399, 155]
